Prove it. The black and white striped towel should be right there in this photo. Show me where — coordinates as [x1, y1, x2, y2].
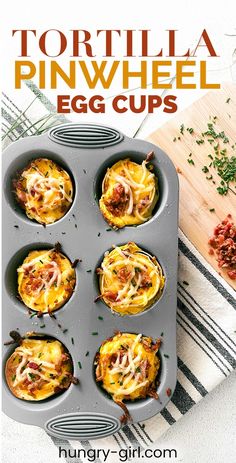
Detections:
[2, 85, 236, 461]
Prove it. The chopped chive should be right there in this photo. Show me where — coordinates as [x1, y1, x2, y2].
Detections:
[226, 97, 231, 103]
[187, 158, 195, 165]
[164, 354, 170, 358]
[85, 351, 90, 357]
[209, 208, 215, 212]
[187, 127, 194, 134]
[97, 232, 101, 237]
[106, 228, 112, 232]
[180, 123, 184, 135]
[86, 269, 92, 273]
[173, 137, 177, 142]
[30, 313, 37, 318]
[78, 361, 82, 369]
[92, 332, 98, 335]
[160, 332, 164, 337]
[183, 280, 189, 286]
[71, 337, 74, 345]
[63, 329, 68, 334]
[40, 324, 46, 328]
[98, 316, 103, 321]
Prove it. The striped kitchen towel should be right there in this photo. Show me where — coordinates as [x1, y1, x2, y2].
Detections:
[2, 86, 236, 462]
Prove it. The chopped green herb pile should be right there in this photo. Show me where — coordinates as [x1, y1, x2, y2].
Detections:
[175, 115, 236, 195]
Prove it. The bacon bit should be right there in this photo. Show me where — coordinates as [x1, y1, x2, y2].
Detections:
[23, 378, 32, 387]
[71, 259, 81, 268]
[228, 270, 236, 280]
[166, 387, 172, 397]
[138, 196, 150, 211]
[145, 151, 155, 162]
[96, 267, 103, 275]
[148, 389, 159, 400]
[176, 167, 182, 174]
[117, 266, 132, 283]
[113, 330, 122, 337]
[139, 272, 152, 288]
[152, 338, 162, 351]
[106, 183, 129, 217]
[103, 291, 118, 302]
[208, 215, 236, 279]
[28, 362, 39, 370]
[141, 338, 153, 352]
[110, 184, 126, 205]
[71, 376, 80, 385]
[37, 311, 43, 318]
[54, 386, 62, 394]
[140, 359, 149, 379]
[208, 248, 214, 255]
[116, 400, 132, 423]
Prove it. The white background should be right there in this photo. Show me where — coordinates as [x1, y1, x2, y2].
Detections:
[2, 1, 236, 462]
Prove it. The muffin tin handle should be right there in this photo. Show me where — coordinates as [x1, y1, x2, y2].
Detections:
[48, 123, 124, 149]
[45, 412, 121, 440]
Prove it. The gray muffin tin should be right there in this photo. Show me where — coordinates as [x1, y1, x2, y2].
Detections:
[2, 123, 179, 440]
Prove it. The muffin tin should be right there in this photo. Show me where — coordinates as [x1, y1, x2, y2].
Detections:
[2, 123, 179, 440]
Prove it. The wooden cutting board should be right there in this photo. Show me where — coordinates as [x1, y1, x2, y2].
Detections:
[147, 83, 236, 290]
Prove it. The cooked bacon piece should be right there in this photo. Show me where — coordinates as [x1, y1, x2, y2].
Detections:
[103, 291, 118, 302]
[148, 389, 159, 400]
[145, 151, 154, 162]
[71, 376, 79, 385]
[138, 196, 150, 211]
[110, 184, 126, 205]
[23, 378, 31, 387]
[116, 400, 132, 423]
[152, 338, 162, 351]
[140, 359, 149, 379]
[117, 266, 132, 283]
[208, 215, 236, 279]
[105, 184, 129, 217]
[139, 272, 152, 288]
[28, 362, 39, 370]
[228, 270, 236, 280]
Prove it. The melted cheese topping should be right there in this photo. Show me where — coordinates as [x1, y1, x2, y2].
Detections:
[96, 333, 160, 402]
[99, 158, 158, 228]
[17, 249, 76, 313]
[5, 339, 73, 401]
[98, 242, 165, 315]
[14, 158, 73, 224]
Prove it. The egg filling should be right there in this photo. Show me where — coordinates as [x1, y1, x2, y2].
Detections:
[95, 332, 161, 420]
[13, 158, 73, 224]
[5, 338, 73, 401]
[99, 157, 158, 228]
[97, 242, 165, 315]
[17, 248, 76, 313]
